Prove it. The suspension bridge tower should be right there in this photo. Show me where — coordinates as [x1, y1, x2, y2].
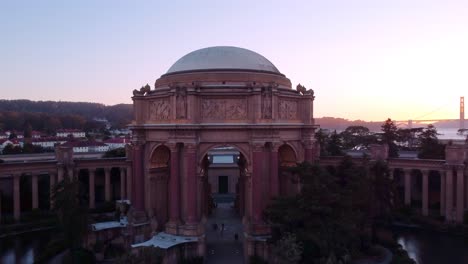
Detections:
[460, 96, 465, 130]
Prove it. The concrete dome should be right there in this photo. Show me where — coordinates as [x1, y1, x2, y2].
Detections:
[166, 46, 280, 75]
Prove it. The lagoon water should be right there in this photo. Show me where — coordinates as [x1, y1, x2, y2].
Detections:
[2, 228, 468, 264]
[395, 227, 468, 264]
[0, 230, 55, 264]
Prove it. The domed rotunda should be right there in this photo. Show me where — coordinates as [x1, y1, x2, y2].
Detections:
[129, 46, 318, 261]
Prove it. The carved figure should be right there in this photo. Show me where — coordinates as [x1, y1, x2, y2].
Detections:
[296, 83, 314, 96]
[176, 88, 187, 119]
[133, 84, 151, 96]
[262, 90, 272, 119]
[296, 84, 306, 94]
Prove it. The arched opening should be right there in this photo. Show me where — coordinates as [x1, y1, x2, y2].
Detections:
[201, 145, 246, 264]
[148, 145, 171, 231]
[278, 144, 299, 196]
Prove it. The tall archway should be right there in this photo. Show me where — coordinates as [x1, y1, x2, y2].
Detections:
[278, 144, 299, 196]
[200, 145, 246, 264]
[148, 145, 171, 230]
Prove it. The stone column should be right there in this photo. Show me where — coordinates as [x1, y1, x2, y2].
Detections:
[68, 167, 74, 178]
[120, 168, 126, 199]
[132, 144, 145, 210]
[89, 168, 96, 209]
[57, 167, 64, 182]
[445, 168, 454, 222]
[238, 172, 245, 218]
[32, 174, 39, 209]
[404, 169, 411, 206]
[251, 143, 264, 225]
[456, 168, 465, 223]
[270, 144, 279, 198]
[440, 171, 445, 216]
[49, 173, 56, 209]
[244, 172, 252, 224]
[465, 170, 468, 210]
[167, 144, 180, 231]
[105, 168, 111, 202]
[421, 170, 429, 216]
[126, 166, 132, 202]
[13, 174, 20, 221]
[184, 143, 197, 224]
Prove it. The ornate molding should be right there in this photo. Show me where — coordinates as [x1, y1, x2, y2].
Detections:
[251, 129, 279, 139]
[201, 98, 247, 120]
[170, 129, 197, 139]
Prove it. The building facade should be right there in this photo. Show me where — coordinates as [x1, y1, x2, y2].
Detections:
[0, 46, 467, 262]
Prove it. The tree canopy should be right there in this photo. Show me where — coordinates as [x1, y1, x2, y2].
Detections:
[264, 158, 397, 263]
[381, 118, 399, 157]
[417, 125, 445, 159]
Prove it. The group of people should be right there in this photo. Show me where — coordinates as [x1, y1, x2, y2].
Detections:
[212, 222, 239, 241]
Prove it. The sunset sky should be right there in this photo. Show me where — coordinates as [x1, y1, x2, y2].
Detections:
[1, 0, 467, 121]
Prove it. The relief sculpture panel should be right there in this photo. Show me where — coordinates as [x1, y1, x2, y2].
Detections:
[262, 89, 272, 119]
[202, 98, 247, 120]
[149, 98, 171, 120]
[278, 99, 297, 119]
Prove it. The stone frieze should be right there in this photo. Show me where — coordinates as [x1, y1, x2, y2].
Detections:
[278, 99, 297, 119]
[149, 98, 171, 120]
[202, 98, 247, 120]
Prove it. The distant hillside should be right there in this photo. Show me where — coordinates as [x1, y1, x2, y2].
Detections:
[315, 117, 383, 131]
[0, 99, 133, 131]
[315, 116, 460, 131]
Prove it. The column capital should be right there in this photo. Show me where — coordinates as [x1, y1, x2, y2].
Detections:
[270, 142, 282, 152]
[184, 143, 197, 153]
[402, 168, 412, 174]
[104, 167, 111, 173]
[420, 169, 430, 176]
[251, 142, 265, 152]
[166, 142, 179, 152]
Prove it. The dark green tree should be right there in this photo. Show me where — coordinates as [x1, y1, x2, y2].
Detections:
[51, 168, 91, 263]
[314, 129, 329, 156]
[265, 162, 363, 263]
[340, 126, 376, 149]
[397, 127, 423, 150]
[2, 144, 22, 154]
[103, 147, 126, 158]
[417, 124, 445, 159]
[327, 130, 343, 156]
[381, 118, 399, 157]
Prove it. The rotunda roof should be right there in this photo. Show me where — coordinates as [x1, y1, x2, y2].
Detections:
[166, 46, 280, 75]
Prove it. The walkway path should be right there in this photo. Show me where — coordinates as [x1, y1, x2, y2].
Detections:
[205, 202, 244, 264]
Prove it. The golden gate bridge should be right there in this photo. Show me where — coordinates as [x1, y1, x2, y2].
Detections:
[394, 97, 465, 130]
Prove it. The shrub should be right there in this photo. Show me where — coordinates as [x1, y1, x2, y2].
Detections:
[250, 255, 269, 264]
[34, 236, 67, 263]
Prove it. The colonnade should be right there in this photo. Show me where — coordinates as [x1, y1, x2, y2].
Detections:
[394, 166, 466, 223]
[0, 165, 131, 222]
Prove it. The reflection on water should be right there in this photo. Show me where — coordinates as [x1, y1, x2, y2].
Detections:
[0, 230, 55, 264]
[395, 227, 468, 264]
